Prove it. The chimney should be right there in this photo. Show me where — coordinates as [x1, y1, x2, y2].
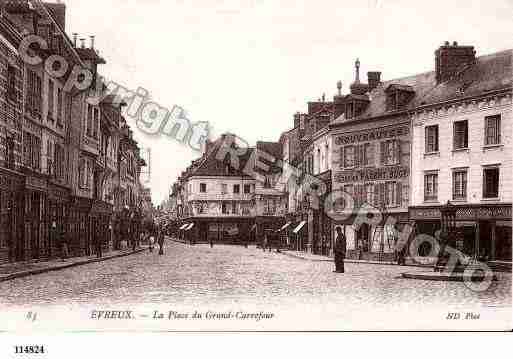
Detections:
[350, 58, 370, 95]
[435, 41, 476, 84]
[368, 71, 381, 91]
[80, 38, 86, 48]
[336, 80, 342, 96]
[204, 139, 213, 154]
[299, 114, 306, 131]
[293, 112, 301, 128]
[90, 35, 95, 49]
[333, 81, 345, 118]
[72, 33, 78, 47]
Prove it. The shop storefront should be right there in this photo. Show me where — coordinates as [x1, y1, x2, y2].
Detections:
[255, 216, 285, 247]
[185, 217, 254, 245]
[335, 211, 409, 262]
[46, 182, 71, 259]
[409, 204, 512, 262]
[71, 197, 93, 256]
[24, 175, 47, 260]
[0, 167, 25, 263]
[91, 200, 114, 253]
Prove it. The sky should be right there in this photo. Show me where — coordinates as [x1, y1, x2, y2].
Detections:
[61, 0, 513, 205]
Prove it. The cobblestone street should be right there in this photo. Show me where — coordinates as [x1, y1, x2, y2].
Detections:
[0, 240, 510, 310]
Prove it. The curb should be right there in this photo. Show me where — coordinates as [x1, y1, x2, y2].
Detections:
[280, 251, 433, 268]
[401, 271, 499, 282]
[0, 248, 147, 283]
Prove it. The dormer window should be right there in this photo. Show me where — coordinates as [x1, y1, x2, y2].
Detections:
[346, 102, 354, 119]
[385, 84, 414, 111]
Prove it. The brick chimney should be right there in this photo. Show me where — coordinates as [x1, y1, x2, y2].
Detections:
[368, 71, 381, 91]
[435, 41, 476, 84]
[293, 112, 301, 128]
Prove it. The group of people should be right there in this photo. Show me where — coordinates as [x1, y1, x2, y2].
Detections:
[260, 225, 347, 274]
[146, 229, 165, 255]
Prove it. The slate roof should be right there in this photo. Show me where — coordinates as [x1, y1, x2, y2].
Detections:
[334, 49, 512, 123]
[257, 141, 282, 161]
[187, 135, 255, 178]
[75, 47, 106, 64]
[256, 141, 283, 175]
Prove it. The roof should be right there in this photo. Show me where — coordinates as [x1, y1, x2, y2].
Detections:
[75, 47, 106, 64]
[187, 134, 255, 178]
[385, 84, 415, 92]
[256, 141, 282, 160]
[334, 49, 512, 124]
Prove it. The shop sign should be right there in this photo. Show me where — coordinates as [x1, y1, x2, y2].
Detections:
[26, 177, 46, 191]
[335, 125, 409, 145]
[334, 166, 409, 183]
[48, 185, 70, 202]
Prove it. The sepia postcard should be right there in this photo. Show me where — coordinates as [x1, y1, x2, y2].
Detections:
[0, 0, 511, 340]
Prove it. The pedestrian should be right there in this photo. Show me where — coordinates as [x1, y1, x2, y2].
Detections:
[397, 244, 406, 266]
[149, 233, 155, 253]
[60, 228, 69, 261]
[96, 228, 103, 259]
[274, 231, 281, 253]
[262, 232, 268, 252]
[132, 230, 137, 252]
[334, 227, 346, 273]
[158, 229, 165, 255]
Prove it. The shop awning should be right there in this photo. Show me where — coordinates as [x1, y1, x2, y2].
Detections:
[185, 223, 195, 231]
[279, 222, 292, 231]
[293, 221, 306, 234]
[179, 223, 189, 230]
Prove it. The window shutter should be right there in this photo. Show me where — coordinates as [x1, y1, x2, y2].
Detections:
[356, 184, 362, 207]
[403, 184, 409, 208]
[381, 183, 387, 207]
[353, 184, 359, 207]
[354, 145, 360, 168]
[396, 182, 402, 207]
[373, 184, 379, 207]
[453, 123, 458, 148]
[380, 142, 385, 165]
[396, 140, 402, 165]
[424, 127, 431, 153]
[435, 126, 439, 151]
[340, 147, 345, 168]
[464, 121, 468, 148]
[497, 117, 501, 144]
[367, 143, 374, 167]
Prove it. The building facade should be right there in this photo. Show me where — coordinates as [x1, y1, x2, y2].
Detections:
[176, 135, 257, 244]
[0, 0, 148, 263]
[409, 45, 512, 262]
[0, 12, 24, 263]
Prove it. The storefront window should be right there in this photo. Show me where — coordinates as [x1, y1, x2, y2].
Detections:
[495, 224, 512, 261]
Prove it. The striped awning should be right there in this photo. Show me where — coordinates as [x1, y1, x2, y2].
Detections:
[279, 222, 292, 231]
[293, 221, 306, 234]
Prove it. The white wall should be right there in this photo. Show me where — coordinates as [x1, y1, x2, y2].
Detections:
[411, 94, 512, 206]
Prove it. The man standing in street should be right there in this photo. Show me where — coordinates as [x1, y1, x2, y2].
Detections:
[60, 227, 69, 262]
[96, 226, 103, 259]
[334, 226, 346, 273]
[158, 228, 165, 255]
